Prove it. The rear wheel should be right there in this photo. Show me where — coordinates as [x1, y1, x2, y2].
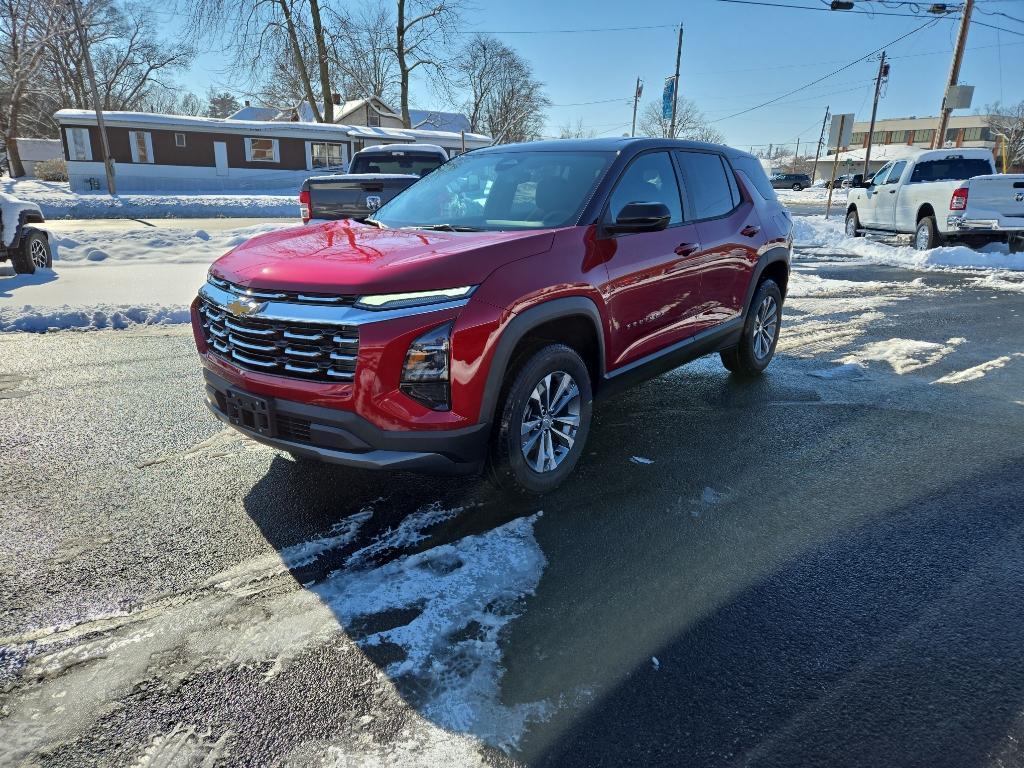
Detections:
[791, 182, 803, 191]
[11, 229, 50, 274]
[487, 344, 592, 496]
[721, 279, 783, 378]
[914, 216, 942, 251]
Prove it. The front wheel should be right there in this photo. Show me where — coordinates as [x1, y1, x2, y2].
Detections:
[845, 210, 863, 238]
[487, 344, 592, 496]
[914, 216, 942, 251]
[11, 229, 50, 274]
[721, 279, 783, 378]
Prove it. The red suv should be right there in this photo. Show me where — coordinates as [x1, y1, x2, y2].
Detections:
[192, 138, 792, 494]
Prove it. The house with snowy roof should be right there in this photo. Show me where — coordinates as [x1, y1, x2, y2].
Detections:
[54, 96, 489, 194]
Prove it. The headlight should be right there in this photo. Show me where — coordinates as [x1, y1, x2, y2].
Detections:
[355, 286, 475, 311]
[400, 322, 452, 411]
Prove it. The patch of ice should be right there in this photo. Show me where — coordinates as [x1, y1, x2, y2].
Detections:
[651, 657, 660, 671]
[809, 362, 867, 379]
[932, 354, 1022, 384]
[345, 502, 465, 568]
[629, 456, 654, 465]
[839, 337, 965, 374]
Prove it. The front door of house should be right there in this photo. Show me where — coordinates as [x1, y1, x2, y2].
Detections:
[214, 142, 229, 176]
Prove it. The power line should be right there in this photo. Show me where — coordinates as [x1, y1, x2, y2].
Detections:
[709, 15, 940, 123]
[455, 24, 677, 35]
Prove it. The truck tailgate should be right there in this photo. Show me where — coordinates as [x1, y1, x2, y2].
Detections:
[307, 174, 419, 220]
[966, 174, 1024, 220]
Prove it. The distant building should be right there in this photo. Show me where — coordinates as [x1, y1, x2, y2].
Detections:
[54, 101, 490, 194]
[818, 114, 1006, 180]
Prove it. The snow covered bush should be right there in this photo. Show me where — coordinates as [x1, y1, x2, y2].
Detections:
[33, 158, 67, 182]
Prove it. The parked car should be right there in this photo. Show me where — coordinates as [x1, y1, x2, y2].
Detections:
[845, 148, 1024, 251]
[0, 192, 50, 274]
[298, 143, 449, 223]
[827, 173, 861, 190]
[771, 173, 811, 191]
[192, 138, 793, 495]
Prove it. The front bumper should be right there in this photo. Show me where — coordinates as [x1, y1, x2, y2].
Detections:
[204, 368, 489, 474]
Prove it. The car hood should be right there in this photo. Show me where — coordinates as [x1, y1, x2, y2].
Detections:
[211, 219, 556, 295]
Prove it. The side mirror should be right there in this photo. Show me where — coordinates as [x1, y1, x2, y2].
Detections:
[607, 202, 672, 234]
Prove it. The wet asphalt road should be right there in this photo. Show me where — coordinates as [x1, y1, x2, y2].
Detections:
[1, 247, 1024, 766]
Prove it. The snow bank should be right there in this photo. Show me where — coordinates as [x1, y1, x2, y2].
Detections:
[0, 178, 297, 220]
[1, 222, 294, 332]
[0, 191, 42, 246]
[794, 214, 1024, 272]
[776, 186, 845, 206]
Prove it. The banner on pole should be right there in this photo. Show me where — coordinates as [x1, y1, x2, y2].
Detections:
[662, 76, 676, 120]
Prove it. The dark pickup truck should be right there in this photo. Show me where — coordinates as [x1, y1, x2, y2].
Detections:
[299, 143, 449, 222]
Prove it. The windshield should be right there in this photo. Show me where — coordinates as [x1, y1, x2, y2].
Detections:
[349, 152, 445, 176]
[372, 150, 615, 231]
[909, 158, 993, 183]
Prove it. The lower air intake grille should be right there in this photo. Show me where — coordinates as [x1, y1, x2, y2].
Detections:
[276, 414, 312, 443]
[199, 298, 358, 383]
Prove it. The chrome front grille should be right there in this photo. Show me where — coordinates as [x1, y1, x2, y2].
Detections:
[207, 275, 358, 306]
[199, 298, 359, 382]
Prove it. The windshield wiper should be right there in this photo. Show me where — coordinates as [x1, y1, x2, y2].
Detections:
[363, 217, 386, 229]
[413, 223, 481, 232]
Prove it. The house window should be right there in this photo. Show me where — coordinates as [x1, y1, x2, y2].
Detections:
[962, 126, 989, 141]
[66, 127, 92, 161]
[850, 131, 866, 145]
[946, 128, 960, 143]
[913, 128, 935, 144]
[175, 133, 186, 147]
[872, 130, 886, 144]
[245, 137, 279, 163]
[889, 130, 908, 143]
[311, 142, 346, 169]
[129, 130, 154, 164]
[367, 107, 380, 128]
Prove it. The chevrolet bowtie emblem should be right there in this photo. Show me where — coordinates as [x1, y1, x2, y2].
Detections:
[225, 298, 265, 317]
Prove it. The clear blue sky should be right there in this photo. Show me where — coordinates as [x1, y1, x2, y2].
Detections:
[180, 0, 1024, 151]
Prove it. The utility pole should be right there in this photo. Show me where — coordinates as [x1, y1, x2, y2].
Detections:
[862, 51, 887, 178]
[793, 138, 800, 171]
[631, 77, 643, 137]
[811, 105, 830, 184]
[68, 0, 116, 195]
[933, 0, 973, 149]
[668, 24, 683, 138]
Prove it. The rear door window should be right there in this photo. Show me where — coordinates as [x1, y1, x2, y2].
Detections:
[909, 157, 993, 183]
[607, 151, 684, 225]
[675, 151, 738, 220]
[732, 156, 777, 201]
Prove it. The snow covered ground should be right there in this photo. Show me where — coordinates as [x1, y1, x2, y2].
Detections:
[3, 213, 1024, 333]
[0, 178, 297, 219]
[776, 186, 846, 206]
[0, 221, 293, 331]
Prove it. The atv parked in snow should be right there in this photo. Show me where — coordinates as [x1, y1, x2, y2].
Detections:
[0, 192, 50, 274]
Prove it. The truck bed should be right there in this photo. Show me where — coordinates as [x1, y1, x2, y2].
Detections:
[305, 174, 420, 221]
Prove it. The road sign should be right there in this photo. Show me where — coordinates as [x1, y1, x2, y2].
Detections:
[944, 85, 974, 110]
[662, 76, 676, 120]
[827, 113, 855, 149]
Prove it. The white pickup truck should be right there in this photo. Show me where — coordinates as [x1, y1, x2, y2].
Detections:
[845, 147, 1024, 252]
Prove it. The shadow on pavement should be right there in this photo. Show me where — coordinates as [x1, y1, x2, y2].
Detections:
[0, 267, 57, 297]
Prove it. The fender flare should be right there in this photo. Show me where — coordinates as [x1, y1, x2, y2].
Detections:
[742, 247, 791, 312]
[9, 210, 46, 251]
[478, 296, 606, 425]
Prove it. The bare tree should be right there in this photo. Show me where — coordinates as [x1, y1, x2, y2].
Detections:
[329, 4, 398, 105]
[986, 101, 1024, 171]
[558, 118, 594, 139]
[638, 98, 722, 143]
[0, 0, 67, 176]
[453, 34, 504, 134]
[393, 0, 459, 128]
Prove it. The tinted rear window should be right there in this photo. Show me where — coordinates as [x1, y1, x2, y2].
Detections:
[350, 152, 445, 176]
[732, 156, 778, 201]
[675, 151, 738, 220]
[909, 158, 993, 183]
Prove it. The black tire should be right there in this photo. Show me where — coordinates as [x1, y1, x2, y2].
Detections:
[487, 343, 592, 496]
[914, 215, 942, 251]
[11, 228, 50, 274]
[720, 279, 783, 377]
[845, 209, 863, 238]
[792, 183, 803, 191]
[1009, 236, 1024, 255]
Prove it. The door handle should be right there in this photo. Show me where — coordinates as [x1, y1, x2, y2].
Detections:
[740, 225, 760, 237]
[675, 243, 699, 257]
[888, 189, 896, 194]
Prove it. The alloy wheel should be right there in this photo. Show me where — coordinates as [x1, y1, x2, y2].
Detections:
[521, 371, 580, 473]
[846, 216, 857, 236]
[752, 295, 779, 360]
[915, 224, 931, 250]
[30, 239, 48, 268]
